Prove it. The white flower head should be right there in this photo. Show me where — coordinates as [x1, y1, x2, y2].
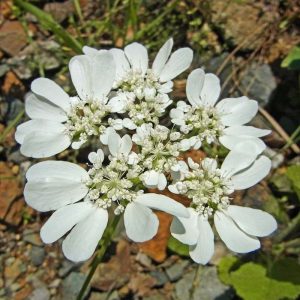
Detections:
[15, 51, 116, 158]
[169, 141, 277, 264]
[170, 68, 271, 151]
[24, 160, 189, 261]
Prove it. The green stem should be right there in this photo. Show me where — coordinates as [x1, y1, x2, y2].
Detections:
[76, 214, 121, 300]
[275, 212, 300, 243]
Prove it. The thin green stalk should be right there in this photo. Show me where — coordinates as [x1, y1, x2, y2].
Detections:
[76, 215, 121, 300]
[0, 109, 25, 143]
[73, 0, 84, 24]
[275, 212, 300, 243]
[282, 125, 300, 150]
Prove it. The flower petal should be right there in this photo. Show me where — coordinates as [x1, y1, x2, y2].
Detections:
[159, 48, 193, 82]
[69, 52, 115, 101]
[214, 211, 260, 253]
[108, 132, 121, 156]
[157, 173, 167, 191]
[219, 135, 266, 152]
[170, 208, 198, 245]
[186, 68, 205, 107]
[26, 160, 89, 182]
[226, 205, 277, 237]
[109, 48, 130, 79]
[231, 156, 271, 190]
[135, 193, 189, 218]
[201, 73, 220, 106]
[20, 126, 71, 158]
[40, 202, 94, 243]
[82, 46, 99, 55]
[217, 97, 258, 126]
[124, 42, 148, 75]
[31, 78, 70, 112]
[189, 216, 214, 264]
[124, 202, 159, 242]
[121, 134, 132, 156]
[223, 126, 271, 138]
[152, 38, 173, 76]
[62, 206, 108, 262]
[107, 95, 127, 113]
[25, 93, 67, 122]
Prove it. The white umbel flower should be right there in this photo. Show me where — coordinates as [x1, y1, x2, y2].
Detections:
[170, 68, 271, 150]
[24, 158, 189, 261]
[169, 141, 276, 264]
[84, 39, 193, 125]
[15, 51, 116, 158]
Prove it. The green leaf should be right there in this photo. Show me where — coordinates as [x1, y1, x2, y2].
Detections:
[221, 259, 300, 300]
[218, 255, 239, 285]
[286, 165, 300, 200]
[167, 236, 189, 257]
[14, 0, 83, 54]
[281, 46, 300, 70]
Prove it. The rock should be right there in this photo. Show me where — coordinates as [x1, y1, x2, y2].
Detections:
[210, 0, 275, 51]
[142, 292, 166, 300]
[0, 64, 9, 77]
[174, 266, 233, 300]
[4, 258, 26, 286]
[241, 63, 276, 106]
[58, 260, 81, 278]
[44, 1, 75, 23]
[128, 273, 156, 297]
[23, 230, 43, 247]
[264, 147, 285, 169]
[191, 266, 233, 300]
[165, 260, 189, 282]
[7, 149, 28, 164]
[0, 162, 23, 226]
[89, 291, 120, 300]
[30, 246, 45, 266]
[2, 98, 24, 123]
[28, 286, 50, 300]
[0, 21, 27, 56]
[61, 272, 88, 300]
[136, 252, 153, 268]
[150, 270, 169, 287]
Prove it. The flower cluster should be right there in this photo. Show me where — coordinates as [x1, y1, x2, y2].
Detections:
[16, 38, 277, 264]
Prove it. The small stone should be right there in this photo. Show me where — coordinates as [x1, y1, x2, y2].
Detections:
[165, 260, 189, 282]
[149, 270, 169, 287]
[30, 246, 45, 266]
[174, 269, 195, 299]
[28, 286, 50, 300]
[61, 272, 88, 300]
[58, 260, 81, 278]
[23, 230, 43, 246]
[136, 252, 152, 268]
[0, 64, 9, 77]
[7, 150, 28, 164]
[48, 279, 61, 289]
[4, 258, 26, 285]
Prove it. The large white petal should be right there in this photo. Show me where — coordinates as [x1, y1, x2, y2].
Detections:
[226, 205, 277, 237]
[20, 129, 71, 158]
[221, 148, 257, 177]
[159, 48, 193, 82]
[189, 216, 214, 264]
[40, 202, 94, 243]
[200, 73, 220, 106]
[31, 78, 70, 112]
[170, 208, 198, 245]
[152, 38, 173, 76]
[135, 193, 189, 218]
[15, 120, 43, 144]
[124, 202, 159, 242]
[26, 160, 89, 182]
[109, 48, 130, 79]
[69, 52, 115, 101]
[224, 126, 271, 138]
[217, 97, 258, 126]
[124, 42, 148, 75]
[219, 135, 266, 152]
[62, 207, 108, 262]
[25, 93, 67, 122]
[231, 156, 271, 190]
[214, 211, 260, 253]
[82, 46, 99, 56]
[186, 68, 205, 107]
[24, 180, 88, 212]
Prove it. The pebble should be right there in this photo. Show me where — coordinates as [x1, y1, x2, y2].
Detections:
[165, 260, 190, 282]
[61, 272, 88, 300]
[149, 270, 169, 287]
[23, 230, 43, 246]
[30, 246, 45, 267]
[28, 286, 50, 300]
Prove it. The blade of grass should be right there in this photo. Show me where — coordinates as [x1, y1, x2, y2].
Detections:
[14, 0, 83, 54]
[73, 0, 84, 24]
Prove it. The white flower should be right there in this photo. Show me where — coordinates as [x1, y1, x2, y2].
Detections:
[170, 68, 271, 150]
[15, 51, 116, 158]
[88, 149, 104, 169]
[169, 141, 277, 264]
[141, 170, 167, 191]
[85, 39, 193, 125]
[24, 160, 189, 261]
